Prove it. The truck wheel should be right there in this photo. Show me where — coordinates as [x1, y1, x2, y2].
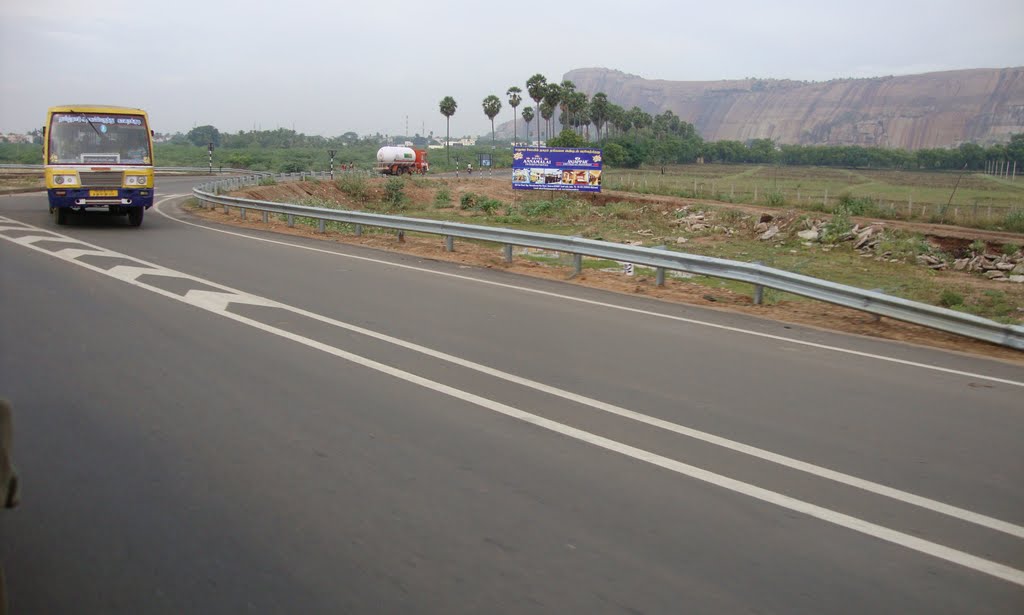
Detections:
[53, 207, 68, 225]
[127, 207, 144, 227]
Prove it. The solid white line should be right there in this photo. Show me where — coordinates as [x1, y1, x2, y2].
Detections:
[5, 207, 1024, 541]
[153, 196, 1024, 388]
[2, 214, 1023, 588]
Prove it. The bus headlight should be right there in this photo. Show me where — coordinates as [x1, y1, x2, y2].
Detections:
[125, 176, 147, 186]
[53, 175, 77, 185]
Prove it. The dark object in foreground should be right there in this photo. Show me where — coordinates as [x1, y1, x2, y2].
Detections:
[0, 399, 17, 509]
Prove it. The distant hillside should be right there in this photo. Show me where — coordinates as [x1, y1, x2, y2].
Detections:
[554, 67, 1024, 149]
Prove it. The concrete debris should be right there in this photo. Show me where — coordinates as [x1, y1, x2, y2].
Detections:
[797, 229, 820, 241]
[759, 225, 780, 241]
[984, 270, 1006, 279]
[1008, 275, 1024, 283]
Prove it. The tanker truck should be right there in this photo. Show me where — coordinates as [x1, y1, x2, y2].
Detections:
[376, 146, 429, 175]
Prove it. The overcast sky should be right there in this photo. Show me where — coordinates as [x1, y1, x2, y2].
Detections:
[2, 0, 1023, 139]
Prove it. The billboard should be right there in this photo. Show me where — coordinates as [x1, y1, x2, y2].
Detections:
[512, 147, 602, 192]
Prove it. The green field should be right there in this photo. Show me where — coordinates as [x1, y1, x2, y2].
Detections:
[605, 164, 1024, 231]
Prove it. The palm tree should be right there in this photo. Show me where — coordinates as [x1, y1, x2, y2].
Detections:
[506, 86, 522, 145]
[539, 102, 554, 142]
[439, 96, 457, 163]
[590, 92, 609, 141]
[521, 106, 534, 146]
[542, 83, 561, 140]
[526, 74, 547, 130]
[557, 80, 576, 133]
[482, 95, 502, 147]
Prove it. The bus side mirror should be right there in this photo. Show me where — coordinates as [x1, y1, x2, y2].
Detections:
[151, 130, 155, 137]
[42, 127, 46, 137]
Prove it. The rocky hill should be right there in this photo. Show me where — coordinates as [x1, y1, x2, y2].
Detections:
[561, 67, 1024, 149]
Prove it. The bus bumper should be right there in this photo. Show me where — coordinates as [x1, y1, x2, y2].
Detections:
[47, 189, 154, 209]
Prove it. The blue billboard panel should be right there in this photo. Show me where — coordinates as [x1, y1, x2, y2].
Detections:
[512, 147, 602, 192]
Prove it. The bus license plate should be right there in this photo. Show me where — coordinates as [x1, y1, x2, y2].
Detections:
[89, 190, 118, 197]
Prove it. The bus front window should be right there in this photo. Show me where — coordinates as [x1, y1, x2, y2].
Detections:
[49, 113, 151, 165]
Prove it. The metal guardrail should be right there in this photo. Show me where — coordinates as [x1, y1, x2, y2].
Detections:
[191, 174, 1024, 350]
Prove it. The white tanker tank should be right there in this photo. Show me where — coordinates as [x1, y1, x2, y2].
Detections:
[376, 146, 428, 175]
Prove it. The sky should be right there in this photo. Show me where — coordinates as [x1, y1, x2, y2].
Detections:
[2, 0, 1023, 139]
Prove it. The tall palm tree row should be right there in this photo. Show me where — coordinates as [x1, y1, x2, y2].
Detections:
[521, 106, 534, 146]
[439, 96, 457, 163]
[506, 86, 522, 144]
[482, 95, 502, 146]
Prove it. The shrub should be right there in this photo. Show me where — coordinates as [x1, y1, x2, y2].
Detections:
[258, 176, 277, 186]
[837, 193, 878, 216]
[434, 186, 451, 206]
[336, 174, 368, 201]
[1004, 209, 1024, 233]
[383, 177, 405, 207]
[939, 289, 964, 308]
[764, 191, 785, 207]
[458, 192, 501, 214]
[821, 206, 854, 243]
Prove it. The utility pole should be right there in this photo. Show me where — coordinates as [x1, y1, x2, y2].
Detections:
[208, 142, 214, 175]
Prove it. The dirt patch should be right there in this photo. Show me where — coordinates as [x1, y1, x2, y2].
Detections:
[186, 183, 1024, 364]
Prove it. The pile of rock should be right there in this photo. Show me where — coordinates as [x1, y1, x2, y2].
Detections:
[671, 211, 712, 232]
[951, 253, 1024, 282]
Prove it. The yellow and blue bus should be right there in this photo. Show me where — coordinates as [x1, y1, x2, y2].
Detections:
[43, 105, 155, 226]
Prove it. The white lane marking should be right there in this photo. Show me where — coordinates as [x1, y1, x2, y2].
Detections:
[6, 206, 1024, 540]
[54, 248, 111, 259]
[154, 196, 1024, 387]
[2, 215, 1023, 587]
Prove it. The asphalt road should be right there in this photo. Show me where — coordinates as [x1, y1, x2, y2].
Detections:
[1, 177, 1022, 613]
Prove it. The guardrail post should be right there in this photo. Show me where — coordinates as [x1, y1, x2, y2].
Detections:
[504, 244, 513, 263]
[223, 204, 229, 214]
[397, 230, 405, 243]
[287, 214, 295, 227]
[445, 236, 454, 252]
[262, 211, 269, 224]
[573, 254, 582, 276]
[354, 224, 362, 237]
[656, 267, 666, 287]
[318, 219, 326, 233]
[753, 260, 764, 305]
[240, 207, 247, 220]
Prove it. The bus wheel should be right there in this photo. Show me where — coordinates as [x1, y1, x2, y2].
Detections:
[53, 207, 68, 225]
[127, 207, 144, 227]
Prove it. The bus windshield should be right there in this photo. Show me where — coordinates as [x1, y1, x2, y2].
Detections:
[48, 112, 152, 165]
